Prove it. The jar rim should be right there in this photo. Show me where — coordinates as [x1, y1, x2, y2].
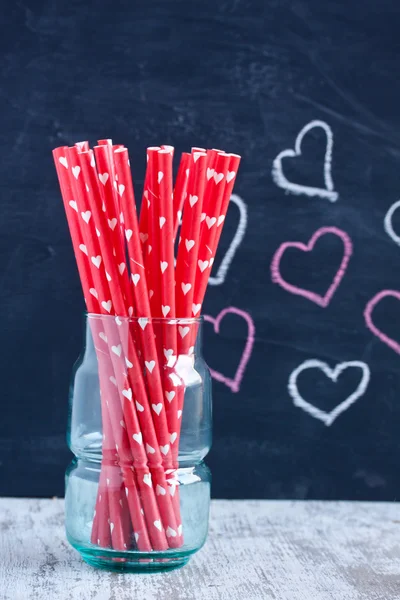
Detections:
[85, 312, 203, 325]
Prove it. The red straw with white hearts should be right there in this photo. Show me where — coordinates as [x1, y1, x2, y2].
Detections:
[172, 152, 191, 238]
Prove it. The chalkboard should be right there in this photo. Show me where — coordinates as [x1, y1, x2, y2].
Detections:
[2, 0, 400, 500]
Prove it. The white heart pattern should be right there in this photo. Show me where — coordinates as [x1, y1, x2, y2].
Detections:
[105, 271, 112, 282]
[158, 171, 164, 184]
[185, 239, 195, 251]
[156, 484, 166, 496]
[198, 259, 209, 272]
[162, 305, 170, 317]
[166, 526, 177, 538]
[154, 520, 162, 531]
[226, 171, 236, 183]
[160, 261, 168, 273]
[189, 195, 198, 207]
[206, 216, 216, 229]
[89, 288, 98, 299]
[200, 212, 206, 222]
[108, 218, 117, 230]
[143, 473, 152, 487]
[136, 401, 144, 412]
[288, 359, 370, 426]
[111, 345, 122, 357]
[109, 377, 117, 386]
[164, 348, 174, 360]
[125, 229, 133, 242]
[69, 200, 78, 212]
[81, 211, 91, 224]
[79, 244, 88, 255]
[72, 166, 80, 179]
[160, 444, 170, 456]
[140, 232, 148, 243]
[91, 255, 101, 268]
[131, 273, 140, 286]
[214, 172, 224, 185]
[170, 432, 177, 444]
[181, 282, 191, 295]
[179, 326, 190, 339]
[118, 263, 126, 275]
[152, 403, 163, 415]
[165, 391, 175, 402]
[99, 173, 109, 186]
[138, 317, 148, 330]
[118, 184, 125, 196]
[99, 331, 107, 342]
[146, 443, 155, 454]
[145, 360, 156, 373]
[178, 410, 182, 419]
[59, 156, 68, 169]
[102, 300, 112, 313]
[217, 215, 225, 226]
[132, 432, 143, 445]
[159, 216, 166, 229]
[206, 167, 214, 180]
[122, 388, 133, 401]
[169, 373, 181, 387]
[192, 303, 201, 316]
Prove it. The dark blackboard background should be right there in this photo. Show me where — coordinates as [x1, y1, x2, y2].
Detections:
[2, 0, 400, 499]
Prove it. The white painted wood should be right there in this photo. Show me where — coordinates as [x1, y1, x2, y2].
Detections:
[1, 499, 400, 599]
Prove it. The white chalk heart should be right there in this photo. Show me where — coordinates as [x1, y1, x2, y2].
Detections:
[159, 216, 166, 229]
[165, 391, 175, 403]
[108, 218, 117, 230]
[226, 171, 236, 183]
[59, 156, 68, 169]
[189, 195, 198, 207]
[198, 259, 209, 272]
[111, 345, 122, 357]
[181, 282, 191, 295]
[79, 244, 88, 255]
[214, 172, 224, 184]
[146, 443, 155, 454]
[72, 166, 80, 179]
[206, 216, 216, 229]
[125, 229, 133, 242]
[89, 288, 98, 299]
[152, 403, 163, 415]
[101, 300, 112, 313]
[158, 171, 164, 184]
[206, 167, 214, 180]
[160, 261, 168, 273]
[384, 200, 400, 247]
[81, 211, 91, 224]
[140, 232, 148, 243]
[160, 444, 170, 456]
[69, 200, 78, 212]
[272, 119, 338, 202]
[192, 303, 201, 316]
[138, 317, 148, 330]
[179, 326, 190, 339]
[135, 401, 144, 412]
[145, 360, 155, 373]
[162, 305, 170, 317]
[99, 331, 107, 342]
[143, 473, 152, 487]
[99, 173, 109, 186]
[156, 484, 166, 496]
[132, 432, 143, 445]
[131, 273, 140, 286]
[170, 432, 177, 444]
[122, 388, 132, 401]
[154, 520, 162, 531]
[288, 359, 370, 426]
[185, 239, 195, 251]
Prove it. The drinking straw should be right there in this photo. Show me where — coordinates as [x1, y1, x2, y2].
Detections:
[74, 149, 180, 547]
[172, 152, 191, 238]
[139, 147, 160, 266]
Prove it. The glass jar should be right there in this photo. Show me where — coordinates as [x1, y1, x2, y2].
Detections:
[65, 314, 212, 572]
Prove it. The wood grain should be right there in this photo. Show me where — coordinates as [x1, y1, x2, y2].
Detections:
[1, 499, 400, 599]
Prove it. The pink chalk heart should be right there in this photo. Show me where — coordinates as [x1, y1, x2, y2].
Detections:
[270, 226, 352, 307]
[204, 307, 255, 393]
[364, 290, 400, 355]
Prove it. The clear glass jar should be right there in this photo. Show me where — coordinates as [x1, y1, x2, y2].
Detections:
[65, 314, 212, 572]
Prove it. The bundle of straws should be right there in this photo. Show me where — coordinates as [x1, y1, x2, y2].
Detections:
[53, 140, 241, 552]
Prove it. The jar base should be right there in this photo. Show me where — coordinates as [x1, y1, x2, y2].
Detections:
[72, 542, 192, 573]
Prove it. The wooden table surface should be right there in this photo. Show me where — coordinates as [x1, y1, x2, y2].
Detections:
[1, 499, 399, 599]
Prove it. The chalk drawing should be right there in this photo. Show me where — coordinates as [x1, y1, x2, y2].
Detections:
[288, 359, 370, 426]
[270, 226, 352, 307]
[204, 307, 255, 393]
[209, 194, 248, 286]
[384, 200, 400, 246]
[364, 290, 400, 355]
[272, 120, 338, 202]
